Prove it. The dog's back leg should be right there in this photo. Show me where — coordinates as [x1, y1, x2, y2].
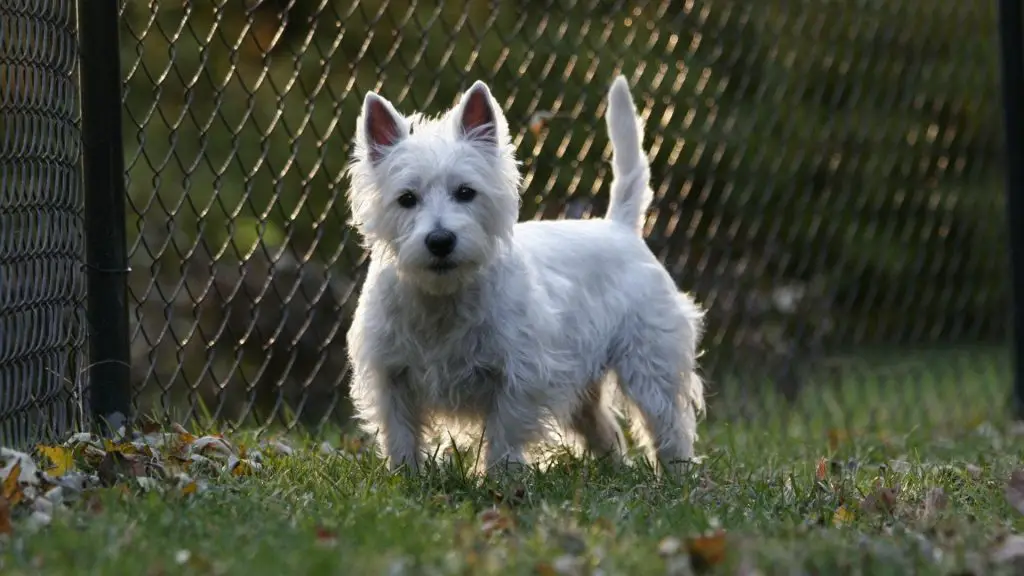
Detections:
[569, 377, 626, 462]
[611, 306, 703, 476]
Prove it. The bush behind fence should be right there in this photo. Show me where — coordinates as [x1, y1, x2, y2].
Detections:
[0, 0, 1015, 444]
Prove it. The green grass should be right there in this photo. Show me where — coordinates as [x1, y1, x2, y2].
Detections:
[2, 347, 1023, 575]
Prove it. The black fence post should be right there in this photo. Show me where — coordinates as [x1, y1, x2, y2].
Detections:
[999, 0, 1024, 421]
[77, 0, 133, 436]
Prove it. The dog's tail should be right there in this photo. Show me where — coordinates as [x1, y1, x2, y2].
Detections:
[605, 75, 653, 234]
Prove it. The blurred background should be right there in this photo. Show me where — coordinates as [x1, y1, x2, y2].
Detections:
[2, 0, 1013, 444]
[117, 0, 1011, 436]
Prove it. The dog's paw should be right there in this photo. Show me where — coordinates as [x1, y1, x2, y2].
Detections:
[387, 454, 424, 477]
[485, 457, 529, 480]
[658, 457, 700, 480]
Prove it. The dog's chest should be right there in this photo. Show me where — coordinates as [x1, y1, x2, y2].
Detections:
[386, 311, 505, 409]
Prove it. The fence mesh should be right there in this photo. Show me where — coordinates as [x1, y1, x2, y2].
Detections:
[0, 0, 87, 448]
[117, 0, 1011, 440]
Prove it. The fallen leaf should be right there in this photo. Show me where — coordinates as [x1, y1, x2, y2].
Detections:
[174, 550, 192, 565]
[555, 530, 587, 556]
[315, 525, 338, 547]
[686, 529, 727, 572]
[490, 484, 527, 507]
[0, 497, 11, 535]
[1006, 470, 1024, 516]
[24, 510, 51, 533]
[264, 440, 294, 456]
[31, 495, 53, 516]
[535, 562, 558, 576]
[339, 436, 364, 454]
[888, 459, 912, 474]
[136, 477, 162, 492]
[36, 445, 74, 477]
[181, 481, 198, 496]
[991, 534, 1024, 563]
[1, 449, 39, 486]
[138, 417, 162, 435]
[923, 487, 948, 518]
[658, 536, 682, 557]
[228, 457, 261, 477]
[551, 554, 582, 575]
[192, 436, 233, 459]
[97, 452, 121, 487]
[478, 507, 513, 537]
[860, 486, 900, 515]
[3, 461, 23, 506]
[832, 505, 855, 527]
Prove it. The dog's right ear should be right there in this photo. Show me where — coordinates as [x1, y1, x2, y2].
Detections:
[360, 92, 407, 165]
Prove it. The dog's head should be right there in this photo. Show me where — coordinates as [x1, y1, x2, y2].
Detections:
[346, 81, 522, 294]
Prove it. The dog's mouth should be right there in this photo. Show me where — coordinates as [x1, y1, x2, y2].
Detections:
[428, 260, 458, 274]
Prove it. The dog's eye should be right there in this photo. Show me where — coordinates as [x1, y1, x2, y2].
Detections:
[397, 191, 418, 208]
[453, 185, 477, 203]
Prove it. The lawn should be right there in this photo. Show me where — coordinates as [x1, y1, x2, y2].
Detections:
[1, 347, 1022, 576]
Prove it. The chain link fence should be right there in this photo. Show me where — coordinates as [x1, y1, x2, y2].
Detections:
[0, 0, 88, 448]
[110, 0, 1014, 439]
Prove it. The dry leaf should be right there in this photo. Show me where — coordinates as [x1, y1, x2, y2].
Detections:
[816, 457, 828, 481]
[550, 555, 583, 575]
[138, 417, 162, 435]
[1006, 470, 1024, 516]
[315, 525, 338, 548]
[228, 457, 261, 477]
[860, 486, 900, 515]
[1, 449, 39, 486]
[3, 461, 23, 506]
[174, 550, 192, 565]
[264, 440, 294, 457]
[965, 464, 983, 479]
[686, 529, 727, 572]
[832, 505, 855, 527]
[36, 445, 74, 477]
[658, 536, 683, 557]
[24, 510, 51, 533]
[192, 436, 233, 459]
[923, 487, 948, 518]
[478, 507, 513, 537]
[97, 452, 121, 487]
[535, 562, 558, 576]
[0, 496, 12, 535]
[992, 534, 1024, 563]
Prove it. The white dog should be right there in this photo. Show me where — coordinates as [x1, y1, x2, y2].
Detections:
[344, 75, 705, 476]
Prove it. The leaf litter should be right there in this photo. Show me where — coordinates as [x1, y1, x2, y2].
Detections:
[0, 424, 304, 536]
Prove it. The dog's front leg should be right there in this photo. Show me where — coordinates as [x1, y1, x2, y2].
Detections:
[483, 387, 544, 476]
[374, 372, 424, 475]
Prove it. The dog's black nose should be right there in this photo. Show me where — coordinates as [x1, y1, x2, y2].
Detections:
[424, 229, 457, 257]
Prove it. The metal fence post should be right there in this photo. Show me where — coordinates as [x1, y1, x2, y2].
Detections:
[999, 0, 1024, 421]
[77, 0, 133, 435]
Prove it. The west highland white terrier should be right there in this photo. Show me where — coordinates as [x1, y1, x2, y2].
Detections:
[344, 75, 705, 477]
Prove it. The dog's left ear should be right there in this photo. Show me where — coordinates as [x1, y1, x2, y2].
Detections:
[457, 80, 499, 147]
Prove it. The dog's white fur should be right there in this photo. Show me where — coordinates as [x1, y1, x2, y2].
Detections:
[345, 75, 705, 476]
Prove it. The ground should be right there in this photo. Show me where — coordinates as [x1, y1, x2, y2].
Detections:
[1, 347, 1022, 575]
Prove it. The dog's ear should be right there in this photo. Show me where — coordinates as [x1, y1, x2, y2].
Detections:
[361, 92, 407, 165]
[457, 81, 499, 147]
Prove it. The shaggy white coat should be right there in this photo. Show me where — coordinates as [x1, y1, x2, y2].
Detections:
[345, 75, 705, 476]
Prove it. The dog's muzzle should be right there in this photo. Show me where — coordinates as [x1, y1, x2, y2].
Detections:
[428, 259, 458, 274]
